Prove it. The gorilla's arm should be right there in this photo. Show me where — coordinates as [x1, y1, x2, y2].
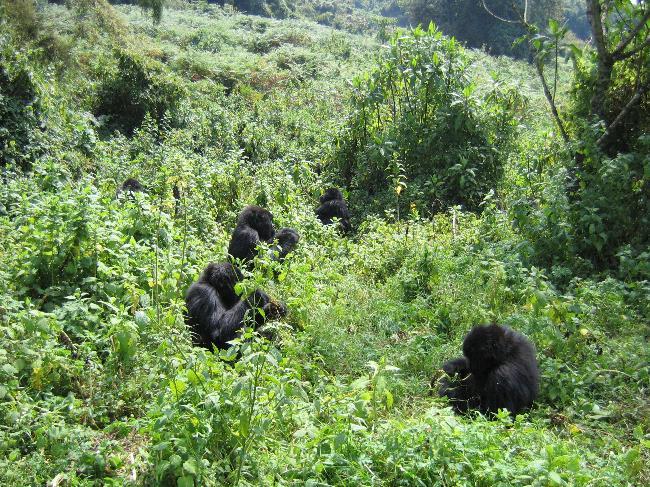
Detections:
[442, 357, 470, 376]
[211, 290, 276, 349]
[439, 356, 478, 413]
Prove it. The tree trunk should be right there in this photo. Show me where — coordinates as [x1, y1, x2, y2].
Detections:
[585, 0, 613, 121]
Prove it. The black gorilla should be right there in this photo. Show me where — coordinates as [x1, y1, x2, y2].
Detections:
[185, 262, 287, 350]
[228, 206, 276, 262]
[315, 187, 351, 233]
[271, 227, 300, 260]
[439, 324, 539, 416]
[117, 178, 144, 197]
[228, 206, 299, 263]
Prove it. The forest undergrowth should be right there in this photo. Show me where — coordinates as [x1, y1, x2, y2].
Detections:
[0, 1, 648, 485]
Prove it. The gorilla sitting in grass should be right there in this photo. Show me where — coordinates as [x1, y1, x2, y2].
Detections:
[439, 324, 539, 416]
[185, 262, 287, 351]
[315, 187, 351, 233]
[228, 205, 299, 264]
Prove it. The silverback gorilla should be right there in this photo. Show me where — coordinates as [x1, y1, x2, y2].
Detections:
[439, 324, 539, 416]
[315, 188, 351, 233]
[185, 262, 287, 350]
[228, 206, 299, 263]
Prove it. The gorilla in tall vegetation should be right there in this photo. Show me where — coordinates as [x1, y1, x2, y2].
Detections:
[228, 205, 299, 264]
[185, 262, 287, 350]
[228, 206, 276, 262]
[439, 324, 539, 416]
[315, 187, 351, 233]
[272, 227, 300, 261]
[117, 178, 144, 198]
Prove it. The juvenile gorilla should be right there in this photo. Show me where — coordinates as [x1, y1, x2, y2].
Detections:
[439, 324, 539, 416]
[272, 227, 300, 261]
[315, 187, 351, 233]
[117, 178, 144, 198]
[185, 262, 287, 350]
[228, 206, 299, 263]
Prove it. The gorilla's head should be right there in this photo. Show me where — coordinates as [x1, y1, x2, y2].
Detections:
[462, 324, 511, 373]
[320, 188, 344, 204]
[238, 205, 275, 241]
[121, 178, 143, 193]
[275, 228, 300, 254]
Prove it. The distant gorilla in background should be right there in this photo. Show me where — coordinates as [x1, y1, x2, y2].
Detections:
[185, 262, 287, 350]
[439, 324, 539, 416]
[117, 178, 144, 198]
[315, 187, 351, 233]
[228, 206, 276, 262]
[271, 227, 300, 261]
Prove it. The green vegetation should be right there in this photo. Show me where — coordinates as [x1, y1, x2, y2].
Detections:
[1, 1, 649, 485]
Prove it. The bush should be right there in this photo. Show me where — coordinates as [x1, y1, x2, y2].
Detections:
[95, 48, 186, 134]
[0, 49, 42, 170]
[334, 24, 521, 217]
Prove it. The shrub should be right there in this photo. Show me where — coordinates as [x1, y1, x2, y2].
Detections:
[0, 50, 42, 170]
[95, 48, 186, 134]
[334, 23, 521, 217]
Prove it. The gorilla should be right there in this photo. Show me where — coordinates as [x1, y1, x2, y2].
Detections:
[185, 262, 287, 351]
[228, 206, 299, 264]
[439, 324, 539, 416]
[117, 178, 144, 198]
[228, 206, 276, 262]
[271, 227, 300, 261]
[315, 187, 351, 233]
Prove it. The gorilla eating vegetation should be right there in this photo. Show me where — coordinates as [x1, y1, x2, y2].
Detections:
[117, 178, 144, 198]
[439, 324, 539, 416]
[315, 187, 351, 233]
[185, 262, 287, 350]
[228, 205, 299, 264]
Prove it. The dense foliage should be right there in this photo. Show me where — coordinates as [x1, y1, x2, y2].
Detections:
[335, 23, 522, 217]
[0, 1, 649, 485]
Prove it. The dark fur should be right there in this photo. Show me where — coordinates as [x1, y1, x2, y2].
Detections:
[439, 324, 539, 416]
[117, 178, 144, 198]
[315, 187, 351, 233]
[185, 262, 287, 350]
[228, 206, 276, 263]
[272, 227, 300, 260]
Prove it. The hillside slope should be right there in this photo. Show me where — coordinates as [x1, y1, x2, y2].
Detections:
[0, 2, 648, 485]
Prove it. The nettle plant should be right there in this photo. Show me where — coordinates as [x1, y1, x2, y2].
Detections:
[335, 23, 522, 218]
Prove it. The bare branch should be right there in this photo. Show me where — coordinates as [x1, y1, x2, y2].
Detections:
[535, 58, 569, 143]
[611, 9, 650, 59]
[597, 83, 649, 148]
[481, 0, 522, 24]
[523, 0, 528, 24]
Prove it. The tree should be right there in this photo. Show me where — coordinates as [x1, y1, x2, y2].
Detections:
[486, 1, 650, 266]
[399, 0, 563, 57]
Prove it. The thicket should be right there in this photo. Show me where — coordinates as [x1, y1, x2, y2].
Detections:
[335, 24, 522, 217]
